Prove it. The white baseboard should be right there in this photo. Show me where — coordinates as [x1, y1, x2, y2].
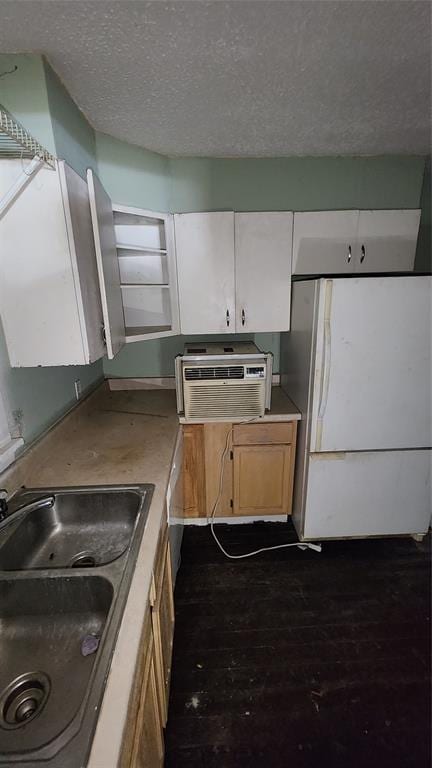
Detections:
[169, 514, 288, 526]
[108, 377, 176, 391]
[0, 437, 24, 473]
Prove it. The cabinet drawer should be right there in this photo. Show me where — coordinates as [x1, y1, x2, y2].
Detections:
[233, 422, 294, 446]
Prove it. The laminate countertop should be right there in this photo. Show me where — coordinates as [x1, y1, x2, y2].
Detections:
[0, 382, 300, 767]
[0, 384, 180, 768]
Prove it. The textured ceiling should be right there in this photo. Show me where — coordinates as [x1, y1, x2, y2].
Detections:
[0, 0, 430, 157]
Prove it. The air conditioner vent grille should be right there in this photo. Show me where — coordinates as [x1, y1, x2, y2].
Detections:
[184, 366, 244, 381]
[184, 380, 265, 419]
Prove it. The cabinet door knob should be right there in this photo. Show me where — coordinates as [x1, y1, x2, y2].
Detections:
[360, 245, 366, 264]
[226, 309, 230, 327]
[347, 245, 352, 263]
[241, 308, 246, 326]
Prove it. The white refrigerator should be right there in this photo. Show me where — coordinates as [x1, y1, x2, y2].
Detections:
[281, 275, 432, 540]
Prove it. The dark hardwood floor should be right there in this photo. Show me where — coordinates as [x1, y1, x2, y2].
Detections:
[165, 522, 431, 768]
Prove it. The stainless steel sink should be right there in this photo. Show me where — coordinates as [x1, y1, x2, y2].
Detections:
[0, 484, 154, 768]
[0, 489, 143, 570]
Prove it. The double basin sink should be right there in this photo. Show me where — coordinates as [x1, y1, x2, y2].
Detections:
[0, 484, 153, 767]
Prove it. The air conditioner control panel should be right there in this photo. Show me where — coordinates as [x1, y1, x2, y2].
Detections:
[245, 366, 266, 379]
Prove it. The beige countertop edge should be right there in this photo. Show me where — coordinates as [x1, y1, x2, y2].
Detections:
[87, 483, 172, 768]
[179, 412, 301, 423]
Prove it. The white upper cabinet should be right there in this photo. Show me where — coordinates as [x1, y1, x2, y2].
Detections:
[0, 159, 105, 367]
[235, 213, 293, 332]
[87, 170, 180, 357]
[292, 209, 420, 275]
[175, 211, 293, 334]
[293, 211, 357, 275]
[87, 169, 125, 359]
[175, 212, 236, 334]
[355, 210, 421, 273]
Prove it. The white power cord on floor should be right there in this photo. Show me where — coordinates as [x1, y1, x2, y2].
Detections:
[208, 422, 322, 559]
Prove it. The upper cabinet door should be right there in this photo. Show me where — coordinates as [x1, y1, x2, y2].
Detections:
[87, 169, 125, 359]
[175, 212, 235, 334]
[292, 211, 358, 275]
[235, 213, 293, 332]
[58, 162, 105, 364]
[355, 210, 420, 273]
[0, 160, 91, 367]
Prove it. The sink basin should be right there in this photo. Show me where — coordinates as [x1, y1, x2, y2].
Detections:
[0, 576, 112, 755]
[0, 484, 154, 768]
[0, 489, 142, 570]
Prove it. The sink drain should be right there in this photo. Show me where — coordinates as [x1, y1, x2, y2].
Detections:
[70, 551, 97, 568]
[0, 672, 50, 729]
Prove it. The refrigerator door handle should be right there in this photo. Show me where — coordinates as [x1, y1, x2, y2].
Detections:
[318, 318, 331, 420]
[316, 281, 333, 449]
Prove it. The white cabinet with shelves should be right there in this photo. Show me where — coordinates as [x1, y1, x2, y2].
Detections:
[174, 211, 293, 334]
[87, 171, 180, 357]
[0, 159, 105, 367]
[292, 209, 420, 275]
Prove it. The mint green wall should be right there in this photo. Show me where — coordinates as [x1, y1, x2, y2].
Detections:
[0, 54, 55, 154]
[0, 321, 102, 444]
[169, 156, 424, 212]
[211, 156, 425, 210]
[415, 159, 431, 272]
[96, 132, 170, 210]
[43, 60, 97, 179]
[0, 56, 103, 446]
[104, 333, 280, 379]
[168, 158, 213, 211]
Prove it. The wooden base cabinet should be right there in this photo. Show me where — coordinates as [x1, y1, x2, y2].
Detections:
[150, 530, 175, 726]
[233, 443, 293, 515]
[183, 421, 297, 518]
[121, 524, 174, 767]
[182, 424, 206, 517]
[120, 616, 164, 768]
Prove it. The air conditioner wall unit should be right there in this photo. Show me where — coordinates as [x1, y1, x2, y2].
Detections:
[175, 341, 273, 420]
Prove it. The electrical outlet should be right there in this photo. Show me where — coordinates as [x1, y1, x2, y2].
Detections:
[74, 379, 82, 400]
[11, 409, 24, 439]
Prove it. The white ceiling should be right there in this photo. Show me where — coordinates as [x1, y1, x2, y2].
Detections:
[0, 0, 430, 157]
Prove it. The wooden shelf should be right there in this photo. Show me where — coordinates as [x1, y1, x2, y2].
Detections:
[121, 283, 170, 289]
[125, 325, 173, 341]
[117, 245, 167, 255]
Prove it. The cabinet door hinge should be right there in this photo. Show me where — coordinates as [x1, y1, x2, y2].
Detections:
[101, 324, 107, 345]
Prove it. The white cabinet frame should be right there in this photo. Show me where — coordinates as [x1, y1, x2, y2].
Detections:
[87, 170, 180, 358]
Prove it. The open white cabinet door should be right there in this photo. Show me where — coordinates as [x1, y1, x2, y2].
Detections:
[87, 169, 125, 359]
